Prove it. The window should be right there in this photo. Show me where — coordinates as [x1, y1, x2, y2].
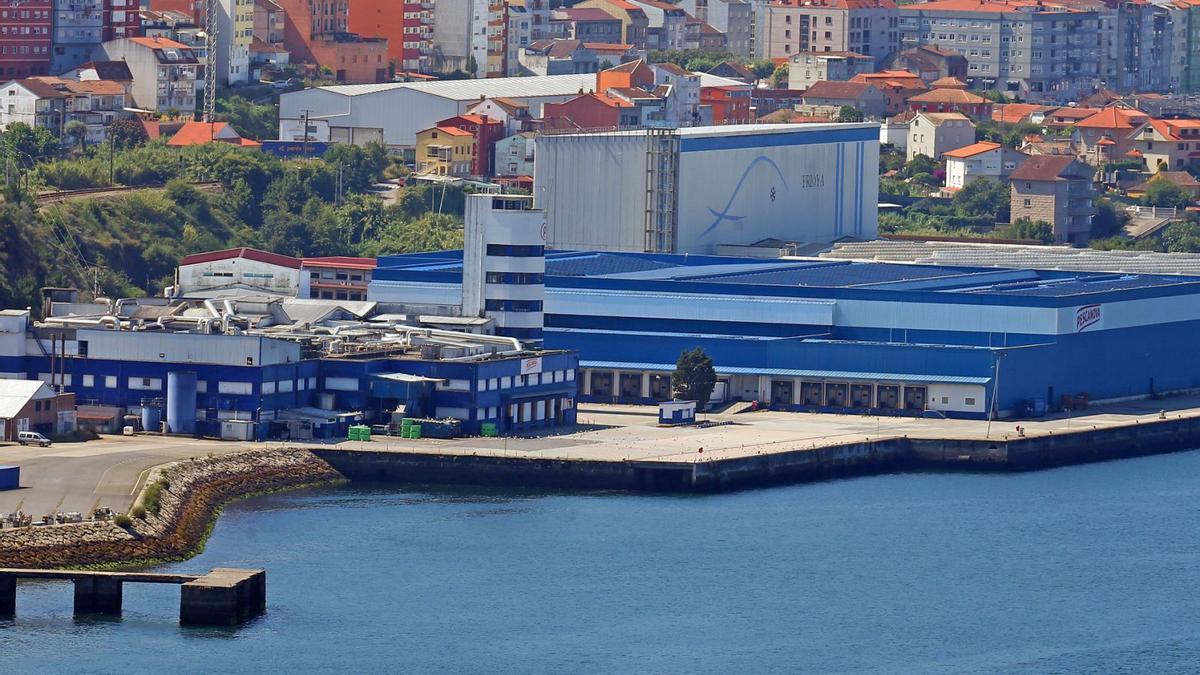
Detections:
[105, 375, 117, 388]
[965, 397, 977, 406]
[82, 374, 94, 387]
[1024, 198, 1031, 207]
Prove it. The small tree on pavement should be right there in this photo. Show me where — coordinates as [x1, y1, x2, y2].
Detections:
[672, 348, 717, 404]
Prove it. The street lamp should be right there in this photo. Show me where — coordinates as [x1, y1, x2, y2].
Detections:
[986, 349, 1006, 439]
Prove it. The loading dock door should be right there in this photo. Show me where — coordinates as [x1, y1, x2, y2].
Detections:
[801, 382, 823, 406]
[770, 380, 793, 407]
[850, 383, 873, 408]
[877, 385, 899, 409]
[620, 374, 642, 399]
[824, 383, 848, 407]
[904, 385, 927, 411]
[649, 375, 672, 401]
[591, 372, 614, 398]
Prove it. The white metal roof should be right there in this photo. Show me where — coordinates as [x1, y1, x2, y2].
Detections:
[0, 379, 54, 419]
[544, 122, 878, 140]
[302, 72, 745, 101]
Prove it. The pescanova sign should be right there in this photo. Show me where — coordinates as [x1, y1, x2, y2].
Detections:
[1076, 304, 1102, 332]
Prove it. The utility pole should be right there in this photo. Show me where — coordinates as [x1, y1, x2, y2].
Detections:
[300, 109, 310, 157]
[203, 0, 218, 124]
[108, 136, 114, 186]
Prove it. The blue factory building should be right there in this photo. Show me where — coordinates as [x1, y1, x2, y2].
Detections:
[370, 250, 1200, 419]
[0, 308, 577, 439]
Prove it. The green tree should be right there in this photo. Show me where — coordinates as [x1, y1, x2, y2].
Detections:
[953, 177, 1010, 222]
[216, 94, 279, 141]
[836, 105, 864, 123]
[1141, 179, 1193, 209]
[64, 120, 88, 150]
[1090, 197, 1128, 239]
[671, 347, 717, 405]
[109, 117, 148, 150]
[770, 62, 788, 88]
[995, 218, 1053, 243]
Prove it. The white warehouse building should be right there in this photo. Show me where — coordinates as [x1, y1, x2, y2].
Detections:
[534, 123, 881, 254]
[278, 72, 745, 149]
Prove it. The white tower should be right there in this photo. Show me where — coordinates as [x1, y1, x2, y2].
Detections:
[462, 194, 546, 344]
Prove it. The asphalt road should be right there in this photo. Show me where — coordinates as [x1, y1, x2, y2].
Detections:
[0, 436, 249, 517]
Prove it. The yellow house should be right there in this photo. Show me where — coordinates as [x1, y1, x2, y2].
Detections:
[414, 126, 476, 177]
[575, 0, 649, 48]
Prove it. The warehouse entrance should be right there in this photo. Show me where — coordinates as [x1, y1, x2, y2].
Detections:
[591, 372, 613, 398]
[824, 383, 848, 407]
[904, 385, 927, 411]
[770, 380, 793, 407]
[619, 374, 641, 400]
[649, 375, 672, 401]
[850, 383, 873, 408]
[801, 382, 822, 406]
[877, 385, 899, 409]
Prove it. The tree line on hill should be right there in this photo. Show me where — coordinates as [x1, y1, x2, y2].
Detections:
[0, 136, 468, 314]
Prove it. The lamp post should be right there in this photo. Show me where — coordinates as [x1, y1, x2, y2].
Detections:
[986, 349, 1006, 439]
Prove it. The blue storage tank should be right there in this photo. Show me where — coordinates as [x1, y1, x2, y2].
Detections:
[0, 465, 19, 491]
[167, 371, 198, 435]
[141, 405, 161, 432]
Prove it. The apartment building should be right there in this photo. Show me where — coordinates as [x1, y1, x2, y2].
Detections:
[787, 50, 872, 88]
[897, 0, 1102, 102]
[1009, 155, 1096, 245]
[576, 0, 649, 49]
[0, 76, 127, 143]
[95, 36, 196, 113]
[273, 0, 388, 82]
[679, 0, 752, 56]
[346, 0, 432, 72]
[627, 0, 689, 50]
[762, 0, 898, 63]
[0, 0, 52, 78]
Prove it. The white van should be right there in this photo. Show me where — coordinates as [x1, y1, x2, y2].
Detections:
[17, 431, 51, 447]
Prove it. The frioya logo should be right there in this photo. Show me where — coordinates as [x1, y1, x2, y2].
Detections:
[1076, 304, 1101, 332]
[700, 155, 788, 238]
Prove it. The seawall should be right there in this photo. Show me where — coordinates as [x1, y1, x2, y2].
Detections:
[0, 449, 343, 568]
[314, 414, 1200, 493]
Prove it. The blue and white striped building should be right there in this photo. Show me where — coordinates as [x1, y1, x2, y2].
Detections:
[371, 250, 1200, 418]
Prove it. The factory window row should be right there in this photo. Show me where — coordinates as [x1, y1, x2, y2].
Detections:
[484, 299, 542, 312]
[484, 272, 543, 285]
[485, 244, 544, 257]
[476, 369, 572, 392]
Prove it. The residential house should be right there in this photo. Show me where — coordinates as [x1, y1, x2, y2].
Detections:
[850, 69, 926, 116]
[1009, 155, 1096, 245]
[787, 51, 873, 89]
[144, 0, 251, 84]
[906, 110, 975, 161]
[576, 0, 650, 48]
[906, 87, 992, 119]
[414, 125, 476, 177]
[1071, 106, 1149, 167]
[518, 40, 599, 76]
[751, 88, 805, 117]
[800, 80, 886, 118]
[167, 121, 262, 147]
[0, 380, 75, 442]
[652, 62, 702, 126]
[253, 0, 286, 44]
[0, 79, 67, 134]
[679, 0, 753, 56]
[991, 103, 1055, 126]
[1127, 118, 1200, 174]
[701, 84, 751, 123]
[627, 0, 690, 50]
[588, 42, 639, 68]
[467, 97, 534, 136]
[1039, 107, 1099, 132]
[879, 111, 911, 151]
[550, 8, 625, 43]
[762, 0, 899, 63]
[942, 140, 1026, 190]
[93, 36, 198, 114]
[891, 45, 966, 84]
[707, 60, 756, 83]
[694, 20, 726, 51]
[272, 0, 388, 82]
[301, 257, 375, 301]
[249, 37, 291, 78]
[541, 91, 639, 130]
[436, 113, 506, 177]
[1126, 172, 1200, 201]
[494, 131, 536, 178]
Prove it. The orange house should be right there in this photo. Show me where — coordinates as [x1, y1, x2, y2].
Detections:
[702, 85, 752, 124]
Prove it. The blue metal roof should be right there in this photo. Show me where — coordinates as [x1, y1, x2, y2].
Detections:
[580, 361, 991, 385]
[546, 253, 677, 277]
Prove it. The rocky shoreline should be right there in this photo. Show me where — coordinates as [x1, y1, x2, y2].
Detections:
[0, 448, 344, 568]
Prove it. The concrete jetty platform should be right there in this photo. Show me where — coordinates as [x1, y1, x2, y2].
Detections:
[311, 397, 1200, 492]
[0, 567, 265, 625]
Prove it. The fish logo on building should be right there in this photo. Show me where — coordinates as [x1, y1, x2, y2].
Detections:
[1075, 304, 1102, 332]
[699, 155, 787, 238]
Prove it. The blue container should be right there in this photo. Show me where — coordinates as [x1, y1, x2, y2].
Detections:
[0, 465, 19, 491]
[141, 405, 161, 432]
[167, 371, 198, 435]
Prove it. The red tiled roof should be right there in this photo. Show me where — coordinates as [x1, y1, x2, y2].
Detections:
[991, 102, 1053, 124]
[127, 36, 190, 50]
[1074, 107, 1147, 129]
[585, 42, 634, 52]
[803, 80, 874, 100]
[302, 256, 377, 270]
[433, 125, 473, 136]
[180, 248, 302, 269]
[898, 0, 1085, 12]
[1143, 118, 1200, 141]
[908, 88, 987, 104]
[1009, 155, 1081, 181]
[168, 121, 261, 147]
[771, 0, 895, 7]
[943, 141, 1001, 158]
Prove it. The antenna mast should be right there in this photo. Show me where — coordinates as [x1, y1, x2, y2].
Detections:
[203, 0, 218, 123]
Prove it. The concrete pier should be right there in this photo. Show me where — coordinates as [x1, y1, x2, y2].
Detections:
[180, 568, 267, 626]
[0, 567, 266, 625]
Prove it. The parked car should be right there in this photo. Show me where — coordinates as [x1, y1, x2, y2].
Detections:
[17, 431, 50, 447]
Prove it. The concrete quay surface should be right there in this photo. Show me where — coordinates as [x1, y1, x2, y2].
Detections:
[4, 395, 1200, 512]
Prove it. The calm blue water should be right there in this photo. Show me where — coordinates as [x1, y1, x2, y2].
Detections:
[5, 451, 1200, 674]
